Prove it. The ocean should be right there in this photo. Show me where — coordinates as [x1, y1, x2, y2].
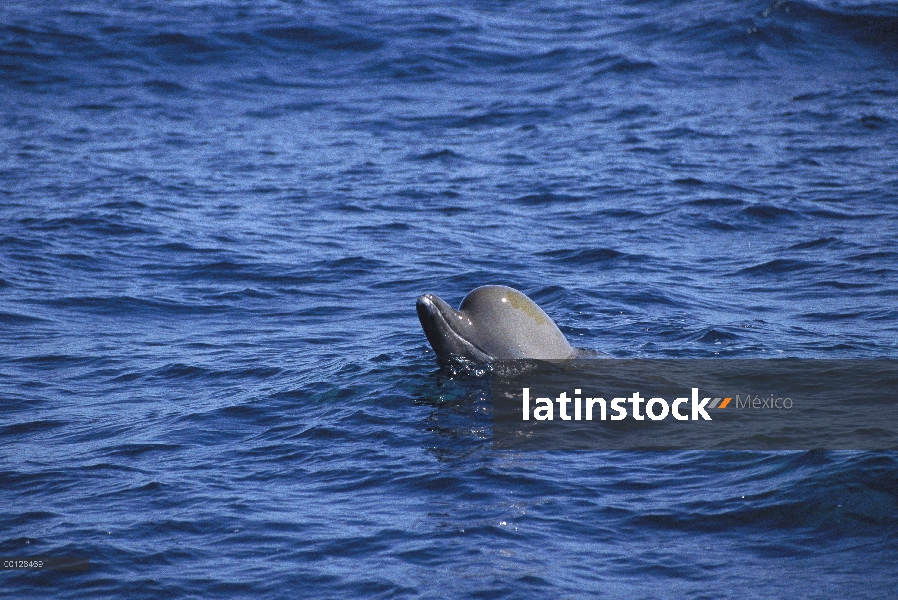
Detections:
[1, 0, 897, 597]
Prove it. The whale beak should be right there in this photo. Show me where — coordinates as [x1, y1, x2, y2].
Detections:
[416, 293, 488, 363]
[416, 294, 451, 353]
[415, 294, 451, 359]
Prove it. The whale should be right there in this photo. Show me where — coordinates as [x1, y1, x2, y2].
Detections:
[416, 285, 578, 363]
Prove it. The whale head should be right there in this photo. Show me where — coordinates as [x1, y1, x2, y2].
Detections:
[416, 285, 577, 363]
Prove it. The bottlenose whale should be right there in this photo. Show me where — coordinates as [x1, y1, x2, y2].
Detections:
[416, 285, 578, 362]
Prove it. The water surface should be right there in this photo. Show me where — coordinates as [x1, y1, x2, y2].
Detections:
[1, 0, 897, 597]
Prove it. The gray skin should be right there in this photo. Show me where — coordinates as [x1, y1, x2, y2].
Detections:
[416, 285, 578, 362]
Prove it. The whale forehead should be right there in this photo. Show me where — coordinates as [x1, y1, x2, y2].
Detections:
[460, 286, 546, 323]
[457, 285, 574, 359]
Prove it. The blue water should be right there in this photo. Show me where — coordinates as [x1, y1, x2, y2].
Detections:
[2, 0, 897, 597]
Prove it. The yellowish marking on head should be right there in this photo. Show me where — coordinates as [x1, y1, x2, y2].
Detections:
[504, 290, 549, 325]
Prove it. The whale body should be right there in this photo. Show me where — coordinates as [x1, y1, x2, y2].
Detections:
[416, 285, 578, 363]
